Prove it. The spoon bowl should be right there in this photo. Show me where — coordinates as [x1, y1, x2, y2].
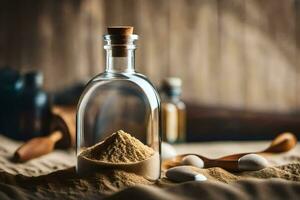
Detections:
[220, 132, 297, 160]
[264, 132, 297, 153]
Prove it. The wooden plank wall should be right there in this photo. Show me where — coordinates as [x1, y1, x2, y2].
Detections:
[0, 0, 299, 112]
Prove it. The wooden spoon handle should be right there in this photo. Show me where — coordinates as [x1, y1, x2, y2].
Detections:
[205, 159, 239, 171]
[49, 131, 63, 142]
[163, 153, 240, 171]
[13, 131, 62, 162]
[218, 152, 260, 160]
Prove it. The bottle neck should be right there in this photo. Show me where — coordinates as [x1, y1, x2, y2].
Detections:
[166, 94, 181, 103]
[162, 87, 182, 103]
[105, 49, 135, 73]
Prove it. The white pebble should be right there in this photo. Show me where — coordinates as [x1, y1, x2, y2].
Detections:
[194, 174, 208, 181]
[238, 154, 269, 171]
[181, 155, 204, 168]
[166, 166, 207, 182]
[161, 142, 177, 160]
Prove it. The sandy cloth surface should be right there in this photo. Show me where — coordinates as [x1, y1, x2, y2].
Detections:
[0, 135, 75, 176]
[1, 135, 300, 199]
[106, 179, 300, 200]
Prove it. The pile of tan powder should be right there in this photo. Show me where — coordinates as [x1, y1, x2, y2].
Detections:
[77, 130, 156, 190]
[86, 130, 155, 163]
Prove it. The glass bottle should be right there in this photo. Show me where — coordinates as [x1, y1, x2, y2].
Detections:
[161, 77, 186, 143]
[76, 27, 161, 181]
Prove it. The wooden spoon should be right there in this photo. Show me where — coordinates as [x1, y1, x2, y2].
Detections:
[163, 153, 268, 171]
[168, 153, 238, 170]
[13, 131, 63, 162]
[219, 132, 297, 160]
[163, 132, 297, 171]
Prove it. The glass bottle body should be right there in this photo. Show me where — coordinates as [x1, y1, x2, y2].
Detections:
[76, 34, 161, 181]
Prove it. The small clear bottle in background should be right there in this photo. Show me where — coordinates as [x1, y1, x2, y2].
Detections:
[161, 77, 186, 143]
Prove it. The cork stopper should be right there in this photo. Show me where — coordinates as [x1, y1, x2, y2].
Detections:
[107, 26, 133, 35]
[105, 26, 137, 57]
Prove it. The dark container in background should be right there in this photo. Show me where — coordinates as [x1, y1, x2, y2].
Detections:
[0, 67, 23, 138]
[0, 68, 51, 140]
[18, 71, 51, 140]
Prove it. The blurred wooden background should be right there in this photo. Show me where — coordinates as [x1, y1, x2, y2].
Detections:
[0, 0, 299, 112]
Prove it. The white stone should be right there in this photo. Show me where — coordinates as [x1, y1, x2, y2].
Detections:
[161, 142, 177, 160]
[166, 166, 207, 182]
[181, 155, 204, 168]
[195, 174, 207, 181]
[238, 153, 269, 171]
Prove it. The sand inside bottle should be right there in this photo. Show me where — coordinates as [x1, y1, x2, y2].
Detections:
[77, 130, 160, 180]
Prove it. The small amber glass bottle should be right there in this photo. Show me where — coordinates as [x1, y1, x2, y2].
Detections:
[161, 77, 186, 143]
